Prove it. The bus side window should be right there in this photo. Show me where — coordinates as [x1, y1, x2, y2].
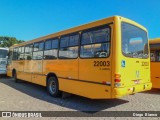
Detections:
[156, 51, 160, 62]
[18, 47, 24, 60]
[13, 48, 18, 60]
[80, 26, 110, 58]
[59, 34, 79, 59]
[32, 42, 44, 60]
[17, 47, 21, 60]
[24, 44, 33, 60]
[150, 52, 156, 62]
[44, 39, 58, 60]
[38, 42, 44, 60]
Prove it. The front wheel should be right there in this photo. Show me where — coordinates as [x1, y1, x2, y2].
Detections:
[47, 76, 61, 97]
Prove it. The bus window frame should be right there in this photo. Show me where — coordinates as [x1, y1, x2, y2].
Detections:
[24, 44, 33, 60]
[13, 47, 19, 61]
[17, 47, 21, 60]
[45, 39, 52, 50]
[39, 41, 45, 51]
[150, 50, 160, 62]
[121, 21, 149, 59]
[17, 46, 25, 61]
[44, 38, 59, 60]
[58, 32, 80, 59]
[32, 41, 44, 60]
[79, 24, 111, 59]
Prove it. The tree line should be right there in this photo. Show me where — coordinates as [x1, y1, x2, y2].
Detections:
[0, 36, 24, 47]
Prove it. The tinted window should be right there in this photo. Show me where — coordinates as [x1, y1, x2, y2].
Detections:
[60, 37, 69, 48]
[33, 51, 43, 60]
[24, 44, 33, 60]
[22, 47, 24, 53]
[150, 51, 160, 62]
[44, 39, 58, 60]
[69, 35, 79, 46]
[157, 52, 160, 61]
[18, 47, 24, 60]
[34, 43, 39, 51]
[122, 22, 149, 59]
[44, 49, 58, 59]
[13, 48, 18, 60]
[150, 44, 160, 50]
[80, 26, 110, 58]
[0, 49, 8, 58]
[39, 42, 44, 51]
[45, 40, 51, 50]
[33, 42, 44, 60]
[59, 34, 79, 59]
[81, 28, 110, 45]
[52, 39, 59, 49]
[18, 47, 21, 53]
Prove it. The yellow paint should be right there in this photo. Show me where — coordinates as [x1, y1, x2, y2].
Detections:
[7, 16, 152, 99]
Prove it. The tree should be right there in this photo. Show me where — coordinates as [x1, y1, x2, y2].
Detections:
[0, 36, 24, 47]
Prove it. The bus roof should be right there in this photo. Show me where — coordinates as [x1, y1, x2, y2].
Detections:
[149, 38, 160, 44]
[10, 15, 147, 48]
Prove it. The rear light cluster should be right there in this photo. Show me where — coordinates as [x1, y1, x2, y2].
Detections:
[114, 74, 121, 82]
[115, 79, 121, 82]
[114, 74, 121, 87]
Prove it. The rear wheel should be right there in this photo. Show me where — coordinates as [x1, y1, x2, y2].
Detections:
[47, 76, 61, 97]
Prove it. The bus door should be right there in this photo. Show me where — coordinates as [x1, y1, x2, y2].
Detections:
[79, 26, 112, 98]
[31, 42, 44, 85]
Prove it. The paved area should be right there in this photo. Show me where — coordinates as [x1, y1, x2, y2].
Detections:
[0, 77, 160, 120]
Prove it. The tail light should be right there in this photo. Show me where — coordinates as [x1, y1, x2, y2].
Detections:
[114, 74, 121, 82]
[114, 74, 121, 87]
[115, 78, 121, 82]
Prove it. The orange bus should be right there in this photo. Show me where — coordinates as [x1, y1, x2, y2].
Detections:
[7, 16, 152, 99]
[149, 38, 160, 88]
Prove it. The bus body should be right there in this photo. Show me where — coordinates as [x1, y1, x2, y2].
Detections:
[7, 16, 152, 99]
[149, 38, 160, 88]
[0, 47, 9, 75]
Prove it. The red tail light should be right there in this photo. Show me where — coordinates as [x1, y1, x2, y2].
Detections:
[114, 78, 121, 83]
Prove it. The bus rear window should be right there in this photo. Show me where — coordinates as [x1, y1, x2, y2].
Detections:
[122, 22, 149, 59]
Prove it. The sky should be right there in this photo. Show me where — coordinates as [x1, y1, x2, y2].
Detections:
[0, 0, 159, 41]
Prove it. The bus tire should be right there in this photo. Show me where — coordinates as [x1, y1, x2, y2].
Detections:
[47, 76, 61, 97]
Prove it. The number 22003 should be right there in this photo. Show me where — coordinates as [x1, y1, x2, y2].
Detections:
[93, 61, 110, 67]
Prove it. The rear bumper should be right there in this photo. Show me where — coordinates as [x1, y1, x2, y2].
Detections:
[113, 82, 152, 98]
